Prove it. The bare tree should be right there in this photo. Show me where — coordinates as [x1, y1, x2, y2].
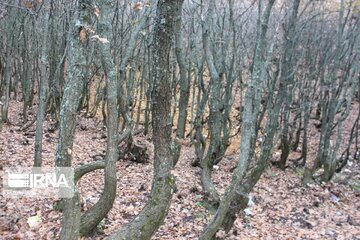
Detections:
[200, 1, 276, 238]
[109, 0, 184, 239]
[56, 0, 94, 238]
[34, 0, 51, 167]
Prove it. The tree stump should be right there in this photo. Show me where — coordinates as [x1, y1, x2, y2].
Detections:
[128, 142, 149, 164]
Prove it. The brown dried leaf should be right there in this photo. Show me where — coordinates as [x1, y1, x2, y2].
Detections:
[23, 0, 33, 9]
[79, 29, 86, 43]
[133, 2, 143, 12]
[94, 7, 100, 18]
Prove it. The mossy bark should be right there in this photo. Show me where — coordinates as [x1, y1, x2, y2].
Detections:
[56, 1, 93, 238]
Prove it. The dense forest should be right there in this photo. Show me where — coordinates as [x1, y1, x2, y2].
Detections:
[0, 0, 359, 239]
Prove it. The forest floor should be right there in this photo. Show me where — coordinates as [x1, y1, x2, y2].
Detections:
[1, 99, 360, 240]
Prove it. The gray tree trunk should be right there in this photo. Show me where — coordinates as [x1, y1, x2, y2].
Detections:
[173, 0, 189, 164]
[109, 0, 183, 239]
[200, 1, 276, 238]
[80, 0, 119, 234]
[56, 1, 93, 239]
[34, 0, 50, 167]
[199, 0, 223, 207]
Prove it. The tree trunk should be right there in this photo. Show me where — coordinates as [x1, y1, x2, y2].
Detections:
[109, 1, 183, 239]
[173, 0, 189, 164]
[275, 0, 301, 170]
[79, 0, 120, 235]
[199, 1, 276, 238]
[34, 0, 50, 167]
[56, 1, 93, 239]
[200, 0, 223, 207]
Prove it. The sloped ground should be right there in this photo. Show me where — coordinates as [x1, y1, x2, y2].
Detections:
[0, 99, 359, 240]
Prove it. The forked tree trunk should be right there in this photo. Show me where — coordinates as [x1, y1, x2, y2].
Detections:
[311, 0, 357, 181]
[220, 0, 301, 232]
[199, 1, 276, 238]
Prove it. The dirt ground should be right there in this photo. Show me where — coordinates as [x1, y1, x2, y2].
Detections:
[1, 99, 359, 240]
